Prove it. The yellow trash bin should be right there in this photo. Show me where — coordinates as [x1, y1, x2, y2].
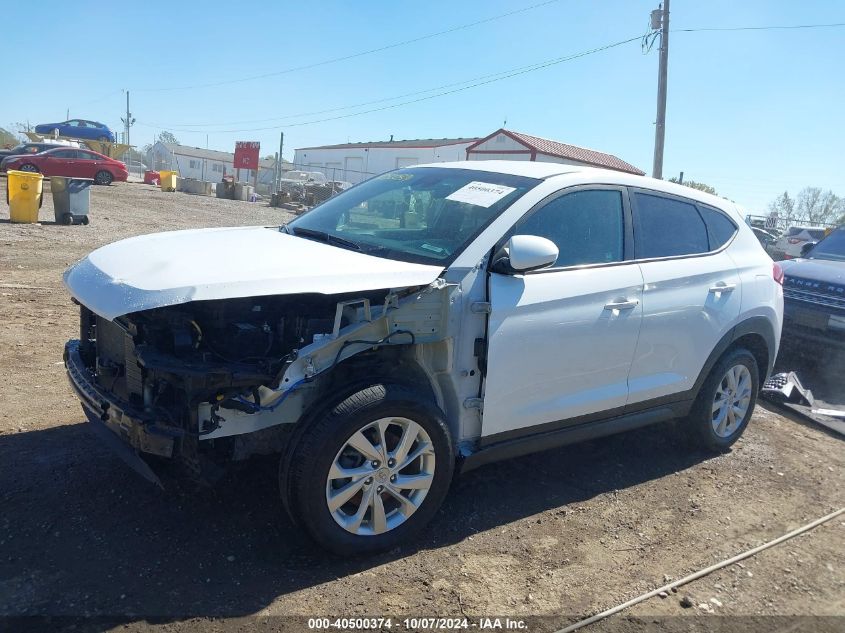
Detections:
[7, 170, 44, 223]
[159, 170, 178, 192]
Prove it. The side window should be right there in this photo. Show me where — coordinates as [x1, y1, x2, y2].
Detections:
[514, 189, 625, 267]
[633, 193, 708, 258]
[78, 151, 99, 160]
[52, 150, 77, 159]
[698, 205, 737, 250]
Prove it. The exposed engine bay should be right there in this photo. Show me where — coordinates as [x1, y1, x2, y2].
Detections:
[72, 281, 453, 479]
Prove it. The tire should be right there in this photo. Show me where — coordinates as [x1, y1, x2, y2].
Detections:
[19, 164, 39, 173]
[282, 383, 454, 555]
[688, 347, 759, 451]
[81, 216, 90, 225]
[61, 213, 73, 225]
[94, 170, 113, 185]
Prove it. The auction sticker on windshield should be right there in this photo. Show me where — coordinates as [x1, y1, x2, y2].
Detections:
[446, 181, 516, 208]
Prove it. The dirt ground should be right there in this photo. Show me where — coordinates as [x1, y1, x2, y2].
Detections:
[1, 180, 843, 632]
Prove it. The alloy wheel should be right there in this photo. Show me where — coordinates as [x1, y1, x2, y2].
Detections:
[711, 364, 752, 438]
[326, 417, 435, 536]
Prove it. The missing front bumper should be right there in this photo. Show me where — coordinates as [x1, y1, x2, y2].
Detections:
[65, 339, 175, 485]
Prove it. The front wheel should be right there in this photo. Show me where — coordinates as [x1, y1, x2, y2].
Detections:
[19, 164, 39, 173]
[688, 347, 759, 451]
[94, 170, 113, 185]
[282, 384, 454, 555]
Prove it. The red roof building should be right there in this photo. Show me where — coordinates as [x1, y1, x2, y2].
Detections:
[466, 128, 644, 175]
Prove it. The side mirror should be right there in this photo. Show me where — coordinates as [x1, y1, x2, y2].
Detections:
[800, 242, 816, 257]
[493, 235, 559, 274]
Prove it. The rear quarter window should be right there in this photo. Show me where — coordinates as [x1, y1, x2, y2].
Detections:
[633, 192, 709, 258]
[697, 205, 738, 250]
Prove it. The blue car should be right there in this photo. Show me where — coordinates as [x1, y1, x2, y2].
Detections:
[34, 119, 115, 143]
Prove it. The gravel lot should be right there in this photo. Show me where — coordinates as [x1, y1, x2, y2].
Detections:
[1, 180, 843, 632]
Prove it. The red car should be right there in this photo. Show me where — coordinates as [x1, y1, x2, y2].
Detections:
[0, 147, 128, 185]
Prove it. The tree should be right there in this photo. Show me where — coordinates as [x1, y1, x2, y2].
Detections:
[768, 191, 794, 219]
[767, 188, 844, 226]
[0, 126, 19, 148]
[668, 177, 717, 195]
[156, 131, 180, 145]
[794, 187, 843, 225]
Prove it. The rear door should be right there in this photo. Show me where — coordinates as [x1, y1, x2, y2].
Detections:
[76, 150, 104, 178]
[482, 186, 644, 439]
[41, 149, 78, 176]
[626, 190, 741, 406]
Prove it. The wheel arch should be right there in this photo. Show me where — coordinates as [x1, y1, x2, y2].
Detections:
[693, 316, 776, 399]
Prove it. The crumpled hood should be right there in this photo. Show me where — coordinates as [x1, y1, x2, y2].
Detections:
[64, 226, 444, 320]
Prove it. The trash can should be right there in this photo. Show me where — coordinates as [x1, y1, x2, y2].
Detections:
[159, 170, 178, 192]
[6, 170, 44, 223]
[51, 176, 93, 225]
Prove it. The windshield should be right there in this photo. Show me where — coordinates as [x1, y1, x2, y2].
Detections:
[284, 167, 539, 265]
[807, 227, 845, 261]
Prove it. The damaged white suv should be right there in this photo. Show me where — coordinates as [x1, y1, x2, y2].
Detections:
[64, 162, 783, 554]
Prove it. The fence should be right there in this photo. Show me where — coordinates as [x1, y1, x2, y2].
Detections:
[745, 214, 838, 235]
[272, 162, 381, 207]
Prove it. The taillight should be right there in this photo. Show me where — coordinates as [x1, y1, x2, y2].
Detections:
[787, 237, 804, 245]
[773, 262, 784, 285]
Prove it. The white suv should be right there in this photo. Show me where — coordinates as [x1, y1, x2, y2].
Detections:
[770, 225, 828, 260]
[63, 162, 783, 554]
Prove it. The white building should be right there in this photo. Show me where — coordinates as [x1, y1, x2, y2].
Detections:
[466, 128, 644, 175]
[148, 142, 291, 191]
[293, 137, 481, 184]
[293, 130, 643, 184]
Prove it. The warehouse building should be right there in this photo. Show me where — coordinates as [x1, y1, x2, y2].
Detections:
[148, 142, 292, 191]
[293, 137, 481, 184]
[294, 129, 643, 183]
[466, 129, 644, 175]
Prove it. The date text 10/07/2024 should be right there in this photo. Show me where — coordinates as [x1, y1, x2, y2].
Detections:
[307, 617, 529, 630]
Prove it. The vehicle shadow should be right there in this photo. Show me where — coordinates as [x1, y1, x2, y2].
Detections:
[0, 417, 711, 621]
[774, 343, 845, 406]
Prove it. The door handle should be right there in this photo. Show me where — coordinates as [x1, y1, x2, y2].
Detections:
[604, 299, 639, 310]
[709, 283, 736, 293]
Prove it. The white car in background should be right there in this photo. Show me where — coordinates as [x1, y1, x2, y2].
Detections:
[770, 226, 828, 260]
[63, 162, 783, 554]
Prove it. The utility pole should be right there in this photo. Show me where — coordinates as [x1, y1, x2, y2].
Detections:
[651, 0, 670, 179]
[120, 91, 135, 150]
[277, 131, 284, 191]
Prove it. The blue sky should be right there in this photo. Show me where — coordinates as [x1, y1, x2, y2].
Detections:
[4, 0, 843, 211]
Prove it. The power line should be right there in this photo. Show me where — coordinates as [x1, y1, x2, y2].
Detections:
[141, 43, 630, 129]
[674, 21, 845, 33]
[137, 36, 642, 134]
[134, 0, 564, 93]
[132, 20, 845, 133]
[135, 20, 845, 133]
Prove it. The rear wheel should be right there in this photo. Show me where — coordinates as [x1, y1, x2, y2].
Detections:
[282, 384, 454, 555]
[688, 347, 759, 451]
[94, 170, 113, 185]
[19, 164, 39, 173]
[60, 213, 73, 225]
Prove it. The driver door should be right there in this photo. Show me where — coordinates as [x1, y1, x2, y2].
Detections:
[481, 187, 644, 439]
